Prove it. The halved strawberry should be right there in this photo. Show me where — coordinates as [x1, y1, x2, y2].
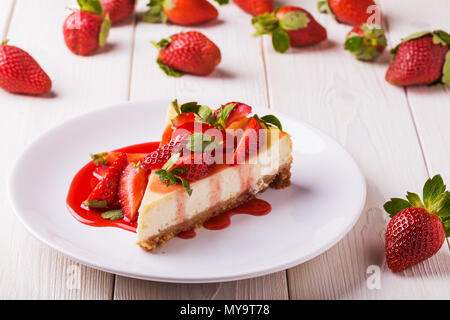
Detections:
[84, 153, 127, 208]
[118, 163, 148, 222]
[91, 152, 147, 166]
[171, 113, 196, 127]
[174, 153, 214, 181]
[93, 166, 109, 180]
[141, 134, 188, 170]
[233, 117, 262, 163]
[214, 102, 252, 128]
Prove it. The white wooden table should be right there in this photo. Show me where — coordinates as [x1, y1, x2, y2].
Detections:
[1, 0, 450, 299]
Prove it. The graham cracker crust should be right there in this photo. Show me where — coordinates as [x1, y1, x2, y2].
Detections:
[138, 161, 292, 251]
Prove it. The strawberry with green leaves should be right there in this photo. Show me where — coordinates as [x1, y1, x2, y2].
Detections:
[252, 6, 327, 53]
[101, 0, 136, 24]
[386, 30, 450, 86]
[318, 0, 379, 26]
[233, 0, 273, 16]
[63, 0, 111, 56]
[384, 175, 450, 272]
[152, 31, 221, 77]
[144, 0, 227, 26]
[91, 151, 147, 166]
[0, 41, 52, 95]
[344, 24, 386, 61]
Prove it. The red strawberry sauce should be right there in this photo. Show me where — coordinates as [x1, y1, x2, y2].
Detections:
[67, 141, 272, 238]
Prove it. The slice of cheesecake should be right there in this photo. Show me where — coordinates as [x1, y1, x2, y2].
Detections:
[137, 101, 293, 250]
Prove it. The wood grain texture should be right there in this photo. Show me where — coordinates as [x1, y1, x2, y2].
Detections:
[0, 0, 15, 42]
[0, 0, 135, 299]
[113, 1, 288, 300]
[264, 0, 450, 299]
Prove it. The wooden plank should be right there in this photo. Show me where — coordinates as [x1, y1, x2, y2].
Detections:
[264, 0, 450, 299]
[0, 0, 135, 299]
[114, 1, 288, 300]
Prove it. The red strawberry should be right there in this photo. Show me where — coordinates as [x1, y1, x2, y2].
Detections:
[118, 163, 148, 222]
[63, 0, 111, 56]
[0, 42, 52, 95]
[174, 153, 214, 181]
[153, 31, 221, 76]
[141, 134, 188, 170]
[252, 6, 327, 53]
[93, 166, 109, 179]
[233, 0, 273, 16]
[214, 102, 252, 128]
[233, 116, 262, 163]
[91, 152, 147, 166]
[386, 31, 450, 86]
[84, 153, 127, 208]
[171, 113, 196, 127]
[344, 23, 386, 61]
[144, 0, 219, 26]
[383, 174, 450, 272]
[318, 0, 379, 26]
[100, 0, 135, 24]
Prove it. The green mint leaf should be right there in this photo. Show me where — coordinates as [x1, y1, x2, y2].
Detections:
[214, 0, 229, 4]
[101, 210, 124, 221]
[216, 103, 236, 129]
[99, 15, 111, 47]
[156, 58, 184, 77]
[279, 11, 310, 31]
[197, 106, 216, 125]
[383, 198, 412, 218]
[90, 152, 108, 165]
[178, 176, 192, 196]
[77, 0, 103, 15]
[180, 102, 200, 113]
[406, 192, 423, 207]
[442, 51, 450, 85]
[252, 13, 279, 37]
[260, 114, 283, 130]
[423, 174, 446, 209]
[83, 199, 108, 209]
[186, 133, 218, 154]
[152, 37, 172, 50]
[272, 27, 290, 53]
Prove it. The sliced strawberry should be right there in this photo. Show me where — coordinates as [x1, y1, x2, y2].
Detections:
[91, 152, 147, 166]
[171, 113, 196, 127]
[233, 117, 262, 163]
[141, 134, 188, 170]
[214, 102, 252, 128]
[174, 153, 214, 181]
[93, 166, 109, 180]
[118, 163, 148, 222]
[84, 153, 127, 208]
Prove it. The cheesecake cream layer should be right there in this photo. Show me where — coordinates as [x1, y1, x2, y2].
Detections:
[137, 131, 292, 249]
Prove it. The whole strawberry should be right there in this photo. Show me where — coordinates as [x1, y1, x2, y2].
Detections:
[252, 6, 327, 53]
[0, 42, 52, 95]
[318, 0, 379, 26]
[152, 31, 221, 76]
[63, 0, 111, 56]
[233, 0, 273, 16]
[101, 0, 135, 24]
[144, 0, 226, 26]
[386, 30, 450, 86]
[344, 24, 386, 61]
[384, 174, 450, 272]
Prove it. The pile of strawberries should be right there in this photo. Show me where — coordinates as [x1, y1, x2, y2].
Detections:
[85, 100, 281, 220]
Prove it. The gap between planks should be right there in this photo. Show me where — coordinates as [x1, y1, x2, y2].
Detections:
[1, 0, 17, 42]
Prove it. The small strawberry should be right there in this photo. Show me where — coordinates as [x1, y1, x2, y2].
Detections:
[152, 31, 221, 76]
[144, 0, 226, 26]
[91, 152, 147, 166]
[214, 102, 252, 128]
[84, 153, 127, 208]
[344, 23, 387, 61]
[100, 0, 135, 24]
[252, 6, 327, 53]
[63, 0, 111, 56]
[141, 134, 188, 170]
[233, 0, 273, 16]
[318, 0, 379, 26]
[118, 162, 148, 222]
[384, 174, 450, 272]
[386, 30, 450, 86]
[0, 42, 52, 95]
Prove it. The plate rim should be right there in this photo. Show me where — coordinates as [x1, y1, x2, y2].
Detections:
[8, 99, 367, 283]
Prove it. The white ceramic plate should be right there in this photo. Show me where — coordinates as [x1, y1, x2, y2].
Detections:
[8, 100, 366, 283]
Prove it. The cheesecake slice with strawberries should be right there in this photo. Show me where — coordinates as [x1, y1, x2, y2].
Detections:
[136, 100, 293, 250]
